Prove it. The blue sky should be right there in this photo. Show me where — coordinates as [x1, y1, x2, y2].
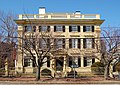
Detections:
[0, 0, 120, 27]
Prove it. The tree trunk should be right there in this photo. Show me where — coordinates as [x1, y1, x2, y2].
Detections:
[118, 72, 120, 80]
[36, 66, 41, 81]
[104, 64, 110, 80]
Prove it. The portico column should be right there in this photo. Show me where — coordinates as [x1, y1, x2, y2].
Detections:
[51, 59, 55, 77]
[81, 56, 84, 67]
[81, 39, 83, 50]
[63, 56, 67, 77]
[5, 57, 9, 76]
[16, 26, 23, 73]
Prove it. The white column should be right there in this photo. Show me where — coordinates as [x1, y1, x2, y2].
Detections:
[16, 26, 23, 73]
[81, 26, 83, 33]
[51, 59, 55, 77]
[81, 39, 83, 50]
[74, 57, 78, 65]
[5, 57, 9, 76]
[81, 56, 84, 67]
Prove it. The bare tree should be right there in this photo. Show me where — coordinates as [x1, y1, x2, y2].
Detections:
[0, 10, 17, 76]
[17, 22, 63, 80]
[95, 28, 120, 79]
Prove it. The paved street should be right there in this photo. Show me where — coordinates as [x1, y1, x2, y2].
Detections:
[0, 83, 120, 85]
[0, 81, 120, 85]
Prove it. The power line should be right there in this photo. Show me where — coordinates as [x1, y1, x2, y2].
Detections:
[1, 35, 120, 40]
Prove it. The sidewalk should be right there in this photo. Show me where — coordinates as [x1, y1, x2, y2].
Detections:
[0, 77, 120, 84]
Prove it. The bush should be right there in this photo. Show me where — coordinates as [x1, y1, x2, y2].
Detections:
[91, 62, 104, 75]
[67, 69, 77, 77]
[41, 68, 51, 76]
[115, 62, 120, 72]
[91, 62, 104, 67]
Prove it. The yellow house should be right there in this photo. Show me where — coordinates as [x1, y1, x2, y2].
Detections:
[15, 7, 104, 77]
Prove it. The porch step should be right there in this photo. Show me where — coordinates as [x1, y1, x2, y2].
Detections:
[55, 72, 63, 78]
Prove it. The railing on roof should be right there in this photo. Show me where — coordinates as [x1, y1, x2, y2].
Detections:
[18, 13, 100, 19]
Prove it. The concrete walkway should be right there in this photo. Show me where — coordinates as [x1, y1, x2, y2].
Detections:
[0, 77, 120, 84]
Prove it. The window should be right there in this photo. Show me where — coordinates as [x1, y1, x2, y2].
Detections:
[83, 38, 94, 49]
[56, 57, 64, 71]
[69, 39, 80, 48]
[23, 37, 36, 49]
[39, 38, 50, 49]
[33, 26, 36, 32]
[84, 57, 95, 67]
[39, 26, 50, 32]
[83, 26, 94, 32]
[24, 25, 37, 32]
[24, 57, 32, 67]
[32, 38, 36, 49]
[68, 57, 81, 67]
[24, 25, 32, 32]
[69, 25, 80, 32]
[54, 25, 65, 32]
[55, 39, 65, 48]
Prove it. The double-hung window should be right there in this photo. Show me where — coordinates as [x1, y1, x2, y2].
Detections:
[83, 26, 94, 32]
[68, 56, 81, 67]
[69, 25, 80, 32]
[84, 57, 95, 67]
[39, 38, 50, 49]
[55, 39, 65, 48]
[54, 25, 65, 32]
[83, 38, 94, 49]
[69, 39, 80, 48]
[24, 57, 32, 67]
[24, 25, 32, 32]
[39, 26, 50, 32]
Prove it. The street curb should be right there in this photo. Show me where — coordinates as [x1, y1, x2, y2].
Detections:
[0, 80, 120, 84]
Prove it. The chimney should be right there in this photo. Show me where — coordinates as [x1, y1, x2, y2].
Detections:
[75, 11, 81, 14]
[39, 7, 46, 14]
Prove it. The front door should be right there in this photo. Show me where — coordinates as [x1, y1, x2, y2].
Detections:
[56, 57, 64, 71]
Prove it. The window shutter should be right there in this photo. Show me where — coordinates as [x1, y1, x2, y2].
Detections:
[39, 26, 41, 32]
[47, 26, 50, 32]
[83, 39, 86, 48]
[69, 57, 72, 67]
[47, 56, 50, 67]
[32, 61, 36, 67]
[47, 39, 50, 48]
[83, 26, 86, 32]
[92, 58, 95, 64]
[92, 26, 94, 32]
[54, 39, 56, 48]
[39, 38, 41, 48]
[63, 26, 65, 32]
[54, 26, 56, 32]
[69, 39, 72, 48]
[33, 26, 36, 32]
[78, 39, 81, 49]
[69, 26, 72, 32]
[63, 39, 65, 48]
[84, 57, 87, 67]
[92, 38, 95, 48]
[78, 57, 81, 67]
[33, 39, 36, 49]
[78, 26, 80, 32]
[24, 26, 27, 32]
